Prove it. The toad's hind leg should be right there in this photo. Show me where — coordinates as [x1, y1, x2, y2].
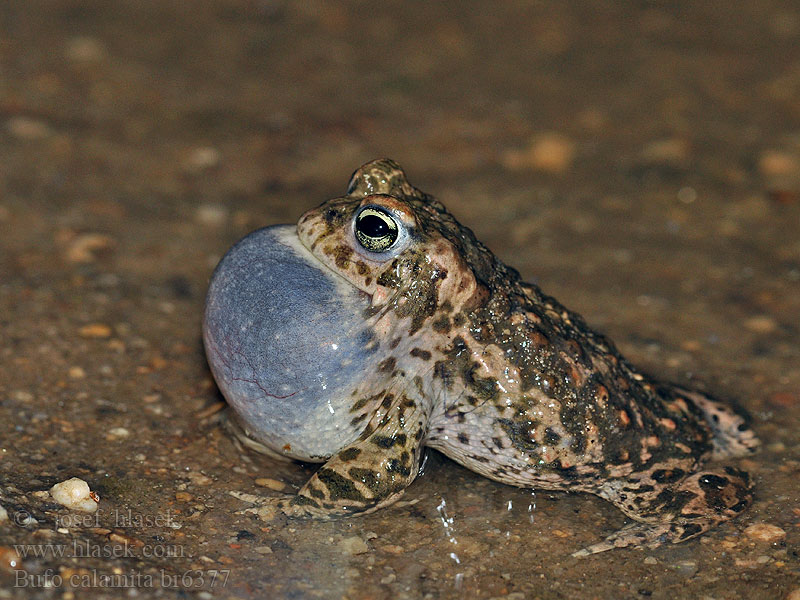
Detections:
[573, 467, 753, 557]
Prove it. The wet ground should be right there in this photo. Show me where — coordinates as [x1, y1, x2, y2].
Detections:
[1, 1, 799, 598]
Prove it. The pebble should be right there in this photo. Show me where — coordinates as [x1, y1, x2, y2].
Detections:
[12, 390, 34, 403]
[756, 555, 771, 564]
[6, 116, 51, 140]
[78, 323, 112, 338]
[187, 472, 213, 486]
[339, 536, 370, 555]
[107, 427, 130, 439]
[643, 556, 658, 565]
[195, 204, 228, 226]
[50, 477, 99, 513]
[744, 315, 778, 334]
[551, 529, 571, 538]
[758, 150, 798, 177]
[254, 546, 273, 555]
[785, 588, 800, 600]
[501, 133, 575, 174]
[744, 523, 786, 543]
[184, 147, 222, 173]
[65, 36, 107, 63]
[68, 366, 86, 379]
[640, 137, 690, 166]
[254, 478, 286, 492]
[65, 233, 114, 263]
[0, 505, 7, 524]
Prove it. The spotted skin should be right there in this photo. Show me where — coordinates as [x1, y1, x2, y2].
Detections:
[252, 159, 759, 555]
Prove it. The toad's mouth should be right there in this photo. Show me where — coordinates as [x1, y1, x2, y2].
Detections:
[203, 225, 379, 462]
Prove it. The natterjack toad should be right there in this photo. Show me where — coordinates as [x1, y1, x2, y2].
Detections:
[203, 159, 759, 555]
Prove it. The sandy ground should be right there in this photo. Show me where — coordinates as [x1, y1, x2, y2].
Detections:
[1, 1, 799, 598]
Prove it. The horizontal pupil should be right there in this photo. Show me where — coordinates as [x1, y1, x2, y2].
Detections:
[358, 214, 392, 237]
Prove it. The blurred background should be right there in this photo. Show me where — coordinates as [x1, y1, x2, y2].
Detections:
[1, 1, 798, 598]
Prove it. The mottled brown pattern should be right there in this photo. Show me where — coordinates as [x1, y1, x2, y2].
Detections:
[264, 159, 759, 556]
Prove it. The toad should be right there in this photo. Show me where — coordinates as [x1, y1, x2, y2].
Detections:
[203, 159, 759, 555]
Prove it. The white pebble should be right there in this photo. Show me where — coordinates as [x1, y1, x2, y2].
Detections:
[49, 477, 99, 513]
[108, 427, 130, 438]
[0, 504, 8, 523]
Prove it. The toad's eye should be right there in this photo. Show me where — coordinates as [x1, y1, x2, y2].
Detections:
[354, 207, 399, 252]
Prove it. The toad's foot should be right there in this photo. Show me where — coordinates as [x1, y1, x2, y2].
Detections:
[573, 466, 753, 557]
[256, 391, 427, 519]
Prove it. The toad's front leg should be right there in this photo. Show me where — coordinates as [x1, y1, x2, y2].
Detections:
[267, 392, 429, 518]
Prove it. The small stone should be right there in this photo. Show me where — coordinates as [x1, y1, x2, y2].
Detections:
[184, 147, 221, 173]
[643, 556, 658, 565]
[502, 133, 576, 174]
[68, 366, 86, 379]
[759, 150, 798, 177]
[78, 323, 112, 338]
[0, 505, 8, 524]
[640, 138, 690, 166]
[254, 478, 286, 492]
[681, 340, 702, 352]
[12, 390, 34, 403]
[744, 315, 778, 333]
[254, 546, 273, 555]
[339, 536, 369, 555]
[175, 492, 193, 502]
[107, 427, 130, 439]
[65, 233, 114, 263]
[187, 472, 213, 486]
[677, 186, 697, 204]
[756, 555, 772, 564]
[7, 116, 51, 140]
[381, 544, 405, 554]
[65, 37, 107, 63]
[50, 477, 99, 513]
[195, 204, 228, 226]
[744, 523, 786, 543]
[551, 529, 571, 538]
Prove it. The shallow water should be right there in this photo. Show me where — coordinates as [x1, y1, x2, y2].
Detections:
[1, 1, 798, 598]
